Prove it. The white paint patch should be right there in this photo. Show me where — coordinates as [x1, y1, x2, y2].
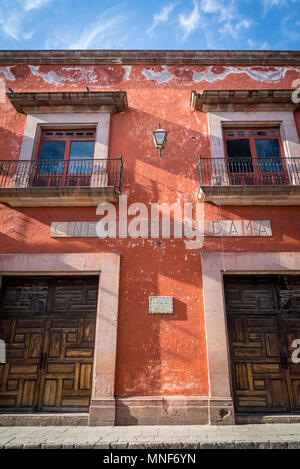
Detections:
[0, 78, 5, 103]
[142, 65, 173, 83]
[193, 66, 290, 83]
[0, 67, 15, 81]
[29, 65, 66, 85]
[123, 65, 131, 81]
[62, 67, 98, 83]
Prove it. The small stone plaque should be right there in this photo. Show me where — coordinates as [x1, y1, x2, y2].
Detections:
[149, 296, 173, 314]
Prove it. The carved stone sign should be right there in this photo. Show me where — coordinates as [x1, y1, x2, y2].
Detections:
[50, 220, 272, 237]
[203, 220, 272, 237]
[50, 222, 98, 238]
[149, 296, 173, 314]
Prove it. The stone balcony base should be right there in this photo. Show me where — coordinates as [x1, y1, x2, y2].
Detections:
[199, 185, 300, 205]
[0, 186, 118, 207]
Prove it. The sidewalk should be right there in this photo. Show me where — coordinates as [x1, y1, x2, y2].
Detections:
[0, 424, 300, 449]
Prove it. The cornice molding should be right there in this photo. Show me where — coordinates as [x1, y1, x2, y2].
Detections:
[0, 49, 299, 66]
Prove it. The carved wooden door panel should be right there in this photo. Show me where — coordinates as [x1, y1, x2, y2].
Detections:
[277, 276, 300, 412]
[0, 276, 98, 412]
[0, 316, 46, 409]
[227, 314, 290, 412]
[279, 316, 300, 411]
[225, 276, 291, 413]
[38, 316, 96, 411]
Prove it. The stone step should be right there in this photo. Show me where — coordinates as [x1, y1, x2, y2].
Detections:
[0, 413, 88, 426]
[236, 413, 300, 424]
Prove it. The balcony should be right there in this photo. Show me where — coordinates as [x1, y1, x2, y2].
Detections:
[198, 156, 300, 205]
[0, 157, 123, 206]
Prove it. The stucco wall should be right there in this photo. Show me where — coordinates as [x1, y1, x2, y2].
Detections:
[0, 62, 300, 398]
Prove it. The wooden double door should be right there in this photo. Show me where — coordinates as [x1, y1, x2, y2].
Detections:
[225, 275, 300, 413]
[0, 276, 98, 412]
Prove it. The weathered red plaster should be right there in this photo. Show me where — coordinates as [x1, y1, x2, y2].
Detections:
[0, 61, 300, 398]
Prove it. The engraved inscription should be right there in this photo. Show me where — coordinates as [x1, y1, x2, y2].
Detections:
[149, 296, 173, 314]
[50, 220, 272, 238]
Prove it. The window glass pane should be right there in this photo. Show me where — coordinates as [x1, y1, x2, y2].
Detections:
[255, 138, 283, 173]
[69, 141, 95, 158]
[39, 141, 65, 174]
[226, 139, 253, 173]
[68, 141, 95, 174]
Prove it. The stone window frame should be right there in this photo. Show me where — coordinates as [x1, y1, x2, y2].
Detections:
[207, 111, 300, 185]
[19, 112, 111, 163]
[0, 252, 120, 426]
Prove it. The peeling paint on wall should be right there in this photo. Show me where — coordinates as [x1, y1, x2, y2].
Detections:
[123, 65, 132, 81]
[62, 67, 98, 83]
[0, 67, 15, 81]
[193, 66, 291, 83]
[29, 65, 66, 85]
[142, 65, 173, 83]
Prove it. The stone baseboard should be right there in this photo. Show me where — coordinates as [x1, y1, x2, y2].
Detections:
[113, 396, 234, 426]
[208, 398, 235, 425]
[89, 398, 116, 426]
[0, 413, 88, 426]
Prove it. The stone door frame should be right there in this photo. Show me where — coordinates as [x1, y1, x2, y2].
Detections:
[0, 252, 120, 426]
[201, 251, 300, 424]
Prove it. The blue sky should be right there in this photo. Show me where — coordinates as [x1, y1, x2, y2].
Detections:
[0, 0, 299, 50]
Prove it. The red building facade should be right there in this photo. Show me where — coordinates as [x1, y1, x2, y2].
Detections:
[0, 50, 300, 425]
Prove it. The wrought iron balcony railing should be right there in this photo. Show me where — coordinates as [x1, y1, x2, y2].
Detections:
[0, 157, 123, 193]
[198, 156, 300, 187]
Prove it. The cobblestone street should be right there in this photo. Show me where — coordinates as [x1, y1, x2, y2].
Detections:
[0, 424, 300, 449]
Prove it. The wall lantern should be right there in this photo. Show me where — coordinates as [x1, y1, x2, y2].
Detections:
[152, 122, 168, 158]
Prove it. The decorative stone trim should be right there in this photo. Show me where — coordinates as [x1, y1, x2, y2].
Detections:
[0, 253, 120, 426]
[201, 251, 300, 425]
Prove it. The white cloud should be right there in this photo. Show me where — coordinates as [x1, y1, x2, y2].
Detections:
[199, 0, 254, 41]
[220, 18, 252, 38]
[0, 12, 21, 40]
[69, 18, 121, 49]
[179, 0, 201, 40]
[263, 0, 286, 8]
[200, 0, 235, 21]
[247, 38, 270, 49]
[0, 0, 51, 41]
[67, 7, 131, 50]
[262, 0, 298, 14]
[0, 9, 34, 41]
[23, 0, 52, 11]
[147, 3, 175, 35]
